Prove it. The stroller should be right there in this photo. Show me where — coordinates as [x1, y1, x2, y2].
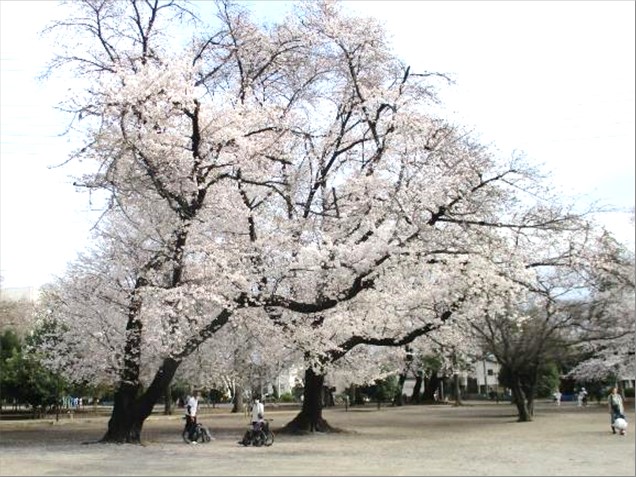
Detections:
[240, 419, 274, 447]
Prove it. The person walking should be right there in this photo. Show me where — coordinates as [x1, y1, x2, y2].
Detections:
[608, 387, 626, 435]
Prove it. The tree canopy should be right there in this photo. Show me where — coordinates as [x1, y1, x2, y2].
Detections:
[32, 0, 634, 442]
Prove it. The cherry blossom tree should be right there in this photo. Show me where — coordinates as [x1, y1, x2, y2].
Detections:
[174, 309, 304, 410]
[38, 0, 613, 442]
[565, 233, 635, 388]
[468, 228, 634, 421]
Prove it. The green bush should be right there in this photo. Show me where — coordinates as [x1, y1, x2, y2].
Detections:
[278, 392, 296, 403]
[535, 362, 560, 398]
[624, 388, 635, 398]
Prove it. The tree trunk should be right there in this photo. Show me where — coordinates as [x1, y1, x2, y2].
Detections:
[164, 385, 173, 415]
[526, 393, 535, 417]
[453, 373, 463, 406]
[422, 372, 440, 402]
[322, 386, 335, 407]
[101, 358, 180, 443]
[510, 377, 532, 422]
[394, 346, 412, 407]
[393, 372, 407, 406]
[348, 384, 356, 407]
[411, 372, 423, 403]
[232, 383, 245, 414]
[524, 382, 536, 418]
[354, 386, 367, 405]
[280, 368, 336, 433]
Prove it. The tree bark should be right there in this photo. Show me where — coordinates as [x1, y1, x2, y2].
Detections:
[280, 368, 337, 433]
[393, 346, 412, 406]
[411, 372, 423, 403]
[422, 372, 440, 402]
[348, 384, 357, 407]
[453, 373, 463, 406]
[101, 358, 180, 443]
[322, 385, 335, 407]
[232, 383, 245, 414]
[164, 385, 173, 415]
[393, 372, 407, 406]
[510, 377, 533, 422]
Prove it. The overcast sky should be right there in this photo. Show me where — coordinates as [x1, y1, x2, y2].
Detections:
[1, 0, 634, 290]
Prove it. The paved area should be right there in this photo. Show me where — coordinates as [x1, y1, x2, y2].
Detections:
[0, 401, 634, 476]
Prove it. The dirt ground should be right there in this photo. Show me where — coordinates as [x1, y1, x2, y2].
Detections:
[0, 400, 634, 476]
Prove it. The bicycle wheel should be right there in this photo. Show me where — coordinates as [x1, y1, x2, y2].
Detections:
[264, 430, 274, 447]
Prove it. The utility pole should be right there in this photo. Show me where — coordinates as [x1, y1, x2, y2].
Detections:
[483, 358, 488, 397]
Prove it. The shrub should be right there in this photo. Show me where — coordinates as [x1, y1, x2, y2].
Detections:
[278, 392, 296, 403]
[624, 388, 635, 398]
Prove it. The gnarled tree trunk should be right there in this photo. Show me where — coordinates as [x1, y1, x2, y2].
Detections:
[510, 377, 533, 422]
[281, 368, 337, 433]
[101, 357, 180, 443]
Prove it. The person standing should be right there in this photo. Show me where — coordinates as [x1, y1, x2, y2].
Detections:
[184, 390, 200, 443]
[553, 389, 562, 406]
[240, 396, 266, 445]
[608, 387, 626, 435]
[251, 396, 265, 428]
[577, 387, 588, 407]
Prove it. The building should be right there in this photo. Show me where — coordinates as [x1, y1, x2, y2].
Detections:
[473, 356, 501, 396]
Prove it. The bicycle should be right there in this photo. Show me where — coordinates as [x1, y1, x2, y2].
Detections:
[182, 419, 213, 444]
[240, 419, 274, 447]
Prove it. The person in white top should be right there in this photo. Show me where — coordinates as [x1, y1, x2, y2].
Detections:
[553, 389, 562, 406]
[239, 396, 266, 446]
[184, 390, 199, 441]
[251, 397, 265, 429]
[577, 387, 588, 407]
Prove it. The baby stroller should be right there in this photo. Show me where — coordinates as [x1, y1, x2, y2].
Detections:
[240, 419, 274, 447]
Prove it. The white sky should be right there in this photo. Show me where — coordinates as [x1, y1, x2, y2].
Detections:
[1, 0, 634, 289]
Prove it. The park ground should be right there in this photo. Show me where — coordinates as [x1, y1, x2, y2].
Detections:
[0, 400, 634, 476]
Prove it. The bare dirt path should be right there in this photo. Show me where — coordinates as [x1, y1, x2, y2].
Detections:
[1, 401, 634, 476]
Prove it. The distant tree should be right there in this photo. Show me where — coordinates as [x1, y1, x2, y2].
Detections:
[2, 348, 65, 417]
[374, 375, 399, 409]
[0, 329, 21, 361]
[0, 329, 22, 412]
[565, 233, 635, 388]
[420, 355, 443, 403]
[0, 295, 35, 335]
[535, 362, 561, 399]
[471, 232, 635, 421]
